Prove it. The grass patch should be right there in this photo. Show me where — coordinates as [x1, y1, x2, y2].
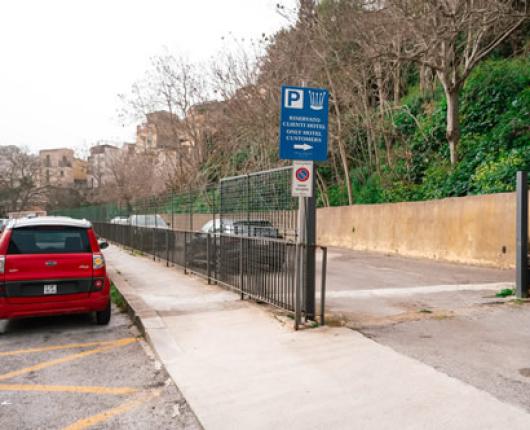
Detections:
[307, 320, 319, 329]
[418, 308, 433, 314]
[110, 282, 126, 311]
[496, 288, 514, 298]
[511, 298, 526, 305]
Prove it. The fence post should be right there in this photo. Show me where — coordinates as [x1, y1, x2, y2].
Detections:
[171, 190, 175, 231]
[320, 246, 327, 326]
[184, 231, 188, 275]
[207, 233, 211, 284]
[151, 198, 156, 261]
[516, 171, 528, 298]
[246, 174, 250, 224]
[239, 236, 244, 299]
[189, 188, 193, 232]
[294, 243, 301, 330]
[166, 229, 170, 267]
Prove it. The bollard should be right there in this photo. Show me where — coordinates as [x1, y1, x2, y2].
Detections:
[516, 171, 528, 298]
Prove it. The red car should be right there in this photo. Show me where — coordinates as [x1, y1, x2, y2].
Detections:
[0, 217, 111, 325]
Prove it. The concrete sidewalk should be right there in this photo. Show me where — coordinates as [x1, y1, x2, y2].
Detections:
[105, 246, 530, 430]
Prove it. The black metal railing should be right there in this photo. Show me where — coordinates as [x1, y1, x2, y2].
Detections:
[93, 222, 327, 317]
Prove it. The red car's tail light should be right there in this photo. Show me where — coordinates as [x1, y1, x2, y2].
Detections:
[93, 254, 105, 270]
[0, 256, 4, 274]
[93, 279, 104, 290]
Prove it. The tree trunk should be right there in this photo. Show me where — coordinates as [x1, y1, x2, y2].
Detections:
[420, 64, 427, 94]
[326, 76, 353, 205]
[393, 36, 402, 103]
[420, 65, 433, 95]
[445, 87, 460, 166]
[375, 60, 392, 167]
[393, 60, 401, 104]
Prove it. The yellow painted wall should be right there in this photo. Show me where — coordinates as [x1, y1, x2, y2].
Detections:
[316, 192, 528, 268]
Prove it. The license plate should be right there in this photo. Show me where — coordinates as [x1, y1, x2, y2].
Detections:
[43, 284, 57, 295]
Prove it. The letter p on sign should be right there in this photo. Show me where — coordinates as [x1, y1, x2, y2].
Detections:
[285, 89, 304, 109]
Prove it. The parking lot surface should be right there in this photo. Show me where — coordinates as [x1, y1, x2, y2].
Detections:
[321, 247, 514, 327]
[363, 301, 530, 414]
[0, 307, 201, 430]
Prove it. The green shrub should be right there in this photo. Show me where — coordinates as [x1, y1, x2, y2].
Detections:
[471, 148, 530, 193]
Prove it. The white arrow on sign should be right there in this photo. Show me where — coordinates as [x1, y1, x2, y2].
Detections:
[294, 144, 313, 151]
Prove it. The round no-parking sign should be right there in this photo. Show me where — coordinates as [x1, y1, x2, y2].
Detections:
[295, 167, 310, 182]
[292, 161, 313, 197]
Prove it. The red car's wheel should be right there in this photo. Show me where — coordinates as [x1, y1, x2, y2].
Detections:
[95, 301, 111, 325]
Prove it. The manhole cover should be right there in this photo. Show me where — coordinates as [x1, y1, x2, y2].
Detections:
[518, 368, 530, 377]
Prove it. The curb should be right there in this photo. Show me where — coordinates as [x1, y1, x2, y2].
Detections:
[107, 266, 162, 341]
[108, 267, 147, 336]
[107, 264, 205, 429]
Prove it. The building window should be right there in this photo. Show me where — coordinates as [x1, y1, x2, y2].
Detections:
[46, 170, 50, 184]
[45, 155, 50, 167]
[60, 170, 64, 177]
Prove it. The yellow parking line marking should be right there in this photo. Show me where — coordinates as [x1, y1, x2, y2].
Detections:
[0, 338, 134, 357]
[0, 338, 137, 382]
[0, 383, 137, 396]
[62, 389, 161, 430]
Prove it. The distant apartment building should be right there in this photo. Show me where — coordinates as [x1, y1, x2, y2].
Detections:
[121, 142, 136, 156]
[39, 148, 75, 188]
[72, 158, 88, 188]
[38, 148, 88, 189]
[135, 111, 187, 154]
[87, 143, 120, 188]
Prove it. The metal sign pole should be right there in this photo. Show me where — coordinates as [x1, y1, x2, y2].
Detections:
[279, 82, 328, 327]
[516, 171, 528, 298]
[295, 193, 306, 329]
[304, 164, 316, 320]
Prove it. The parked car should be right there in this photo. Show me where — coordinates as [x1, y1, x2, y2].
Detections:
[188, 219, 284, 271]
[128, 214, 169, 229]
[110, 216, 129, 225]
[201, 219, 280, 238]
[0, 216, 111, 325]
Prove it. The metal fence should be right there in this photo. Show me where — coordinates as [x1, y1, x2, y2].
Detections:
[54, 186, 220, 233]
[220, 167, 298, 241]
[93, 222, 327, 317]
[55, 167, 297, 240]
[56, 167, 325, 327]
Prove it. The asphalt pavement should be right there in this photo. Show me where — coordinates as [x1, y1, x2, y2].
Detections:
[0, 306, 201, 430]
[321, 247, 514, 327]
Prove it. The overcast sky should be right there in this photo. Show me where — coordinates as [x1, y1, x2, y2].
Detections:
[0, 0, 296, 155]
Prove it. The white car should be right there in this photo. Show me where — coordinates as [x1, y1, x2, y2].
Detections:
[128, 214, 169, 229]
[110, 216, 129, 225]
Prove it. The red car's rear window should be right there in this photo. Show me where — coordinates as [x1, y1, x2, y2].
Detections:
[7, 226, 91, 254]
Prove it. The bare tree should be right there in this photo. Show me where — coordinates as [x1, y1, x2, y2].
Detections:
[369, 0, 529, 165]
[102, 151, 165, 208]
[0, 145, 45, 214]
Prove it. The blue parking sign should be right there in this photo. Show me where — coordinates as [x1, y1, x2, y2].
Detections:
[279, 85, 329, 161]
